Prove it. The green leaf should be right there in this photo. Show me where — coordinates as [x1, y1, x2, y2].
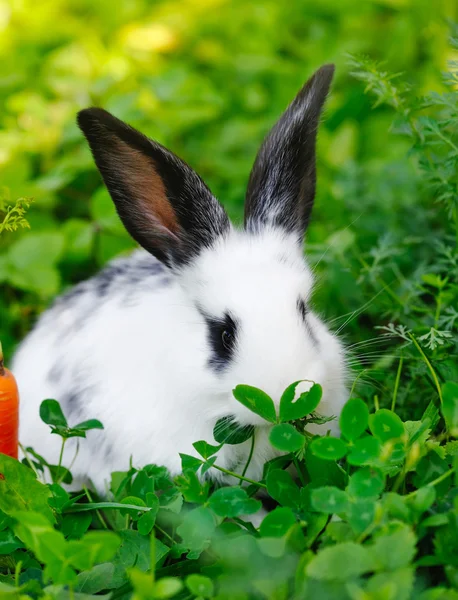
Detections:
[310, 436, 348, 461]
[269, 423, 306, 452]
[76, 563, 115, 594]
[48, 483, 70, 514]
[305, 446, 347, 488]
[153, 577, 183, 598]
[306, 541, 376, 581]
[414, 452, 450, 494]
[0, 454, 55, 523]
[131, 469, 155, 499]
[12, 510, 77, 584]
[192, 440, 222, 459]
[39, 399, 68, 428]
[408, 486, 436, 515]
[137, 498, 159, 536]
[259, 506, 296, 538]
[176, 507, 216, 557]
[6, 232, 65, 296]
[201, 456, 217, 476]
[266, 469, 301, 509]
[174, 470, 210, 504]
[208, 486, 261, 518]
[370, 524, 417, 570]
[279, 382, 322, 422]
[120, 496, 147, 520]
[347, 436, 381, 466]
[369, 409, 405, 442]
[48, 465, 73, 485]
[128, 567, 154, 599]
[62, 219, 94, 263]
[72, 419, 104, 432]
[383, 492, 410, 522]
[213, 417, 254, 445]
[61, 513, 92, 539]
[347, 499, 376, 535]
[442, 381, 458, 437]
[257, 536, 287, 559]
[0, 529, 24, 554]
[310, 486, 349, 514]
[8, 232, 65, 269]
[179, 453, 203, 473]
[186, 574, 214, 598]
[366, 567, 414, 600]
[339, 398, 369, 440]
[66, 530, 121, 572]
[111, 530, 169, 588]
[348, 467, 385, 499]
[232, 385, 277, 423]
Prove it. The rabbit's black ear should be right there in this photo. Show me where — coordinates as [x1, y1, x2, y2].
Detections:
[244, 64, 334, 240]
[77, 108, 230, 268]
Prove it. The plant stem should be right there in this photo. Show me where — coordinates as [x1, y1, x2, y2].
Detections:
[391, 355, 404, 412]
[68, 440, 80, 473]
[211, 464, 267, 488]
[434, 290, 443, 328]
[294, 457, 307, 487]
[391, 465, 407, 494]
[155, 524, 175, 545]
[240, 431, 256, 484]
[18, 443, 39, 478]
[407, 467, 454, 497]
[66, 501, 153, 513]
[408, 333, 443, 405]
[56, 438, 67, 484]
[82, 486, 109, 529]
[374, 395, 380, 412]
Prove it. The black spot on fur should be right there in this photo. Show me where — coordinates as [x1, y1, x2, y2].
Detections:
[61, 391, 81, 410]
[60, 284, 86, 304]
[198, 308, 239, 373]
[297, 298, 318, 347]
[48, 363, 63, 384]
[94, 257, 165, 297]
[104, 442, 114, 461]
[94, 264, 124, 297]
[59, 390, 83, 423]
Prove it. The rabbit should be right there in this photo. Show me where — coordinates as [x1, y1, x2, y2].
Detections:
[13, 63, 348, 494]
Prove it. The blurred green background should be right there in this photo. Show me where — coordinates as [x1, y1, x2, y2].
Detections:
[0, 0, 457, 406]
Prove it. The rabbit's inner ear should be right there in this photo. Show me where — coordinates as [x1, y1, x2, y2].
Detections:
[110, 139, 180, 237]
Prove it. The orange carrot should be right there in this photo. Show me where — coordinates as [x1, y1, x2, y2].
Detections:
[0, 341, 19, 459]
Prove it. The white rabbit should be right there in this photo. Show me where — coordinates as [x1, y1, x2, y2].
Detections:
[13, 64, 347, 493]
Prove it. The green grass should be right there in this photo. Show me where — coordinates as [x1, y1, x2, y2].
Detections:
[1, 1, 458, 598]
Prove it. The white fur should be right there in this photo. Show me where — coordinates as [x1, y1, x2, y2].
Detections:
[13, 227, 347, 493]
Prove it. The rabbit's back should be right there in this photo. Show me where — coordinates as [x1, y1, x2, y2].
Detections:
[14, 249, 216, 486]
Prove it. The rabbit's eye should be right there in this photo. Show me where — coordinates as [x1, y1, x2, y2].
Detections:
[221, 328, 234, 350]
[198, 309, 239, 373]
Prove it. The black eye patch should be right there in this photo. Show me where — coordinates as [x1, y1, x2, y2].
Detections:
[297, 298, 318, 347]
[198, 308, 239, 373]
